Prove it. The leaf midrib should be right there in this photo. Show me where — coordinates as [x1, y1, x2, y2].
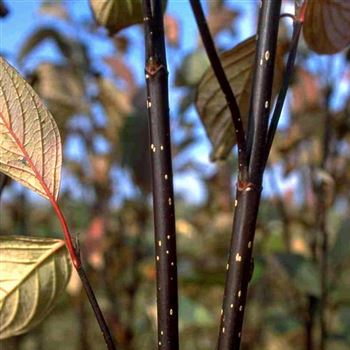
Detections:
[0, 240, 65, 301]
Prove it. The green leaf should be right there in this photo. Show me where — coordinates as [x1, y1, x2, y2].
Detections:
[339, 308, 350, 341]
[266, 306, 301, 334]
[0, 235, 72, 339]
[0, 57, 62, 200]
[120, 91, 151, 194]
[175, 49, 210, 87]
[179, 296, 213, 330]
[330, 218, 350, 265]
[90, 0, 167, 35]
[274, 253, 321, 297]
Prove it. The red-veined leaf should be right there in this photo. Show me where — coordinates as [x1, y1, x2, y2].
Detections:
[0, 57, 62, 200]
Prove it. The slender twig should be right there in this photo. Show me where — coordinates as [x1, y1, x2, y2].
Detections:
[316, 185, 328, 350]
[318, 85, 332, 350]
[264, 17, 304, 168]
[217, 1, 282, 349]
[77, 287, 90, 350]
[0, 108, 116, 349]
[306, 295, 318, 350]
[306, 166, 317, 350]
[76, 264, 116, 350]
[0, 0, 9, 18]
[246, 1, 281, 181]
[142, 1, 179, 349]
[189, 0, 248, 180]
[51, 204, 116, 350]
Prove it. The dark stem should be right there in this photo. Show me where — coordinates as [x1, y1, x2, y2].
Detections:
[78, 288, 90, 350]
[305, 295, 317, 350]
[217, 1, 282, 349]
[217, 186, 262, 350]
[142, 1, 179, 349]
[0, 173, 9, 199]
[50, 201, 116, 350]
[18, 190, 28, 235]
[246, 1, 281, 180]
[317, 188, 328, 350]
[189, 0, 248, 180]
[76, 264, 116, 350]
[306, 167, 317, 350]
[318, 85, 333, 350]
[264, 18, 303, 167]
[0, 0, 9, 18]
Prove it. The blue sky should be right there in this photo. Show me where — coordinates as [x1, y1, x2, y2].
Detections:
[2, 1, 347, 207]
[0, 0, 260, 205]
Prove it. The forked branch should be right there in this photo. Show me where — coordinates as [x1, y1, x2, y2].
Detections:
[189, 0, 248, 180]
[264, 9, 305, 168]
[217, 1, 282, 349]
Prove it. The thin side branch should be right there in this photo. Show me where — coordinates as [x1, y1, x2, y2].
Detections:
[246, 1, 282, 182]
[142, 1, 179, 349]
[0, 173, 9, 198]
[189, 0, 248, 180]
[53, 205, 116, 350]
[0, 110, 116, 349]
[318, 85, 333, 350]
[76, 264, 117, 350]
[264, 18, 304, 168]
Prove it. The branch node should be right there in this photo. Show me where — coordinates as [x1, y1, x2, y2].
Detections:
[236, 181, 261, 192]
[146, 57, 164, 75]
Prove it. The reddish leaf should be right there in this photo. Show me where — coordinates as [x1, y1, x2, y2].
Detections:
[103, 56, 136, 95]
[291, 67, 322, 115]
[164, 14, 180, 47]
[85, 216, 106, 270]
[207, 6, 239, 37]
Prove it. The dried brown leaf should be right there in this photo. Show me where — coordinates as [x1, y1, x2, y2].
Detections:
[207, 7, 239, 37]
[33, 63, 86, 129]
[97, 77, 132, 142]
[103, 57, 136, 95]
[89, 154, 111, 185]
[196, 36, 284, 161]
[291, 67, 322, 115]
[303, 0, 350, 54]
[39, 2, 69, 21]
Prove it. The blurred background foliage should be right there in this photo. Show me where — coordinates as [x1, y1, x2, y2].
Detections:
[0, 0, 349, 349]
